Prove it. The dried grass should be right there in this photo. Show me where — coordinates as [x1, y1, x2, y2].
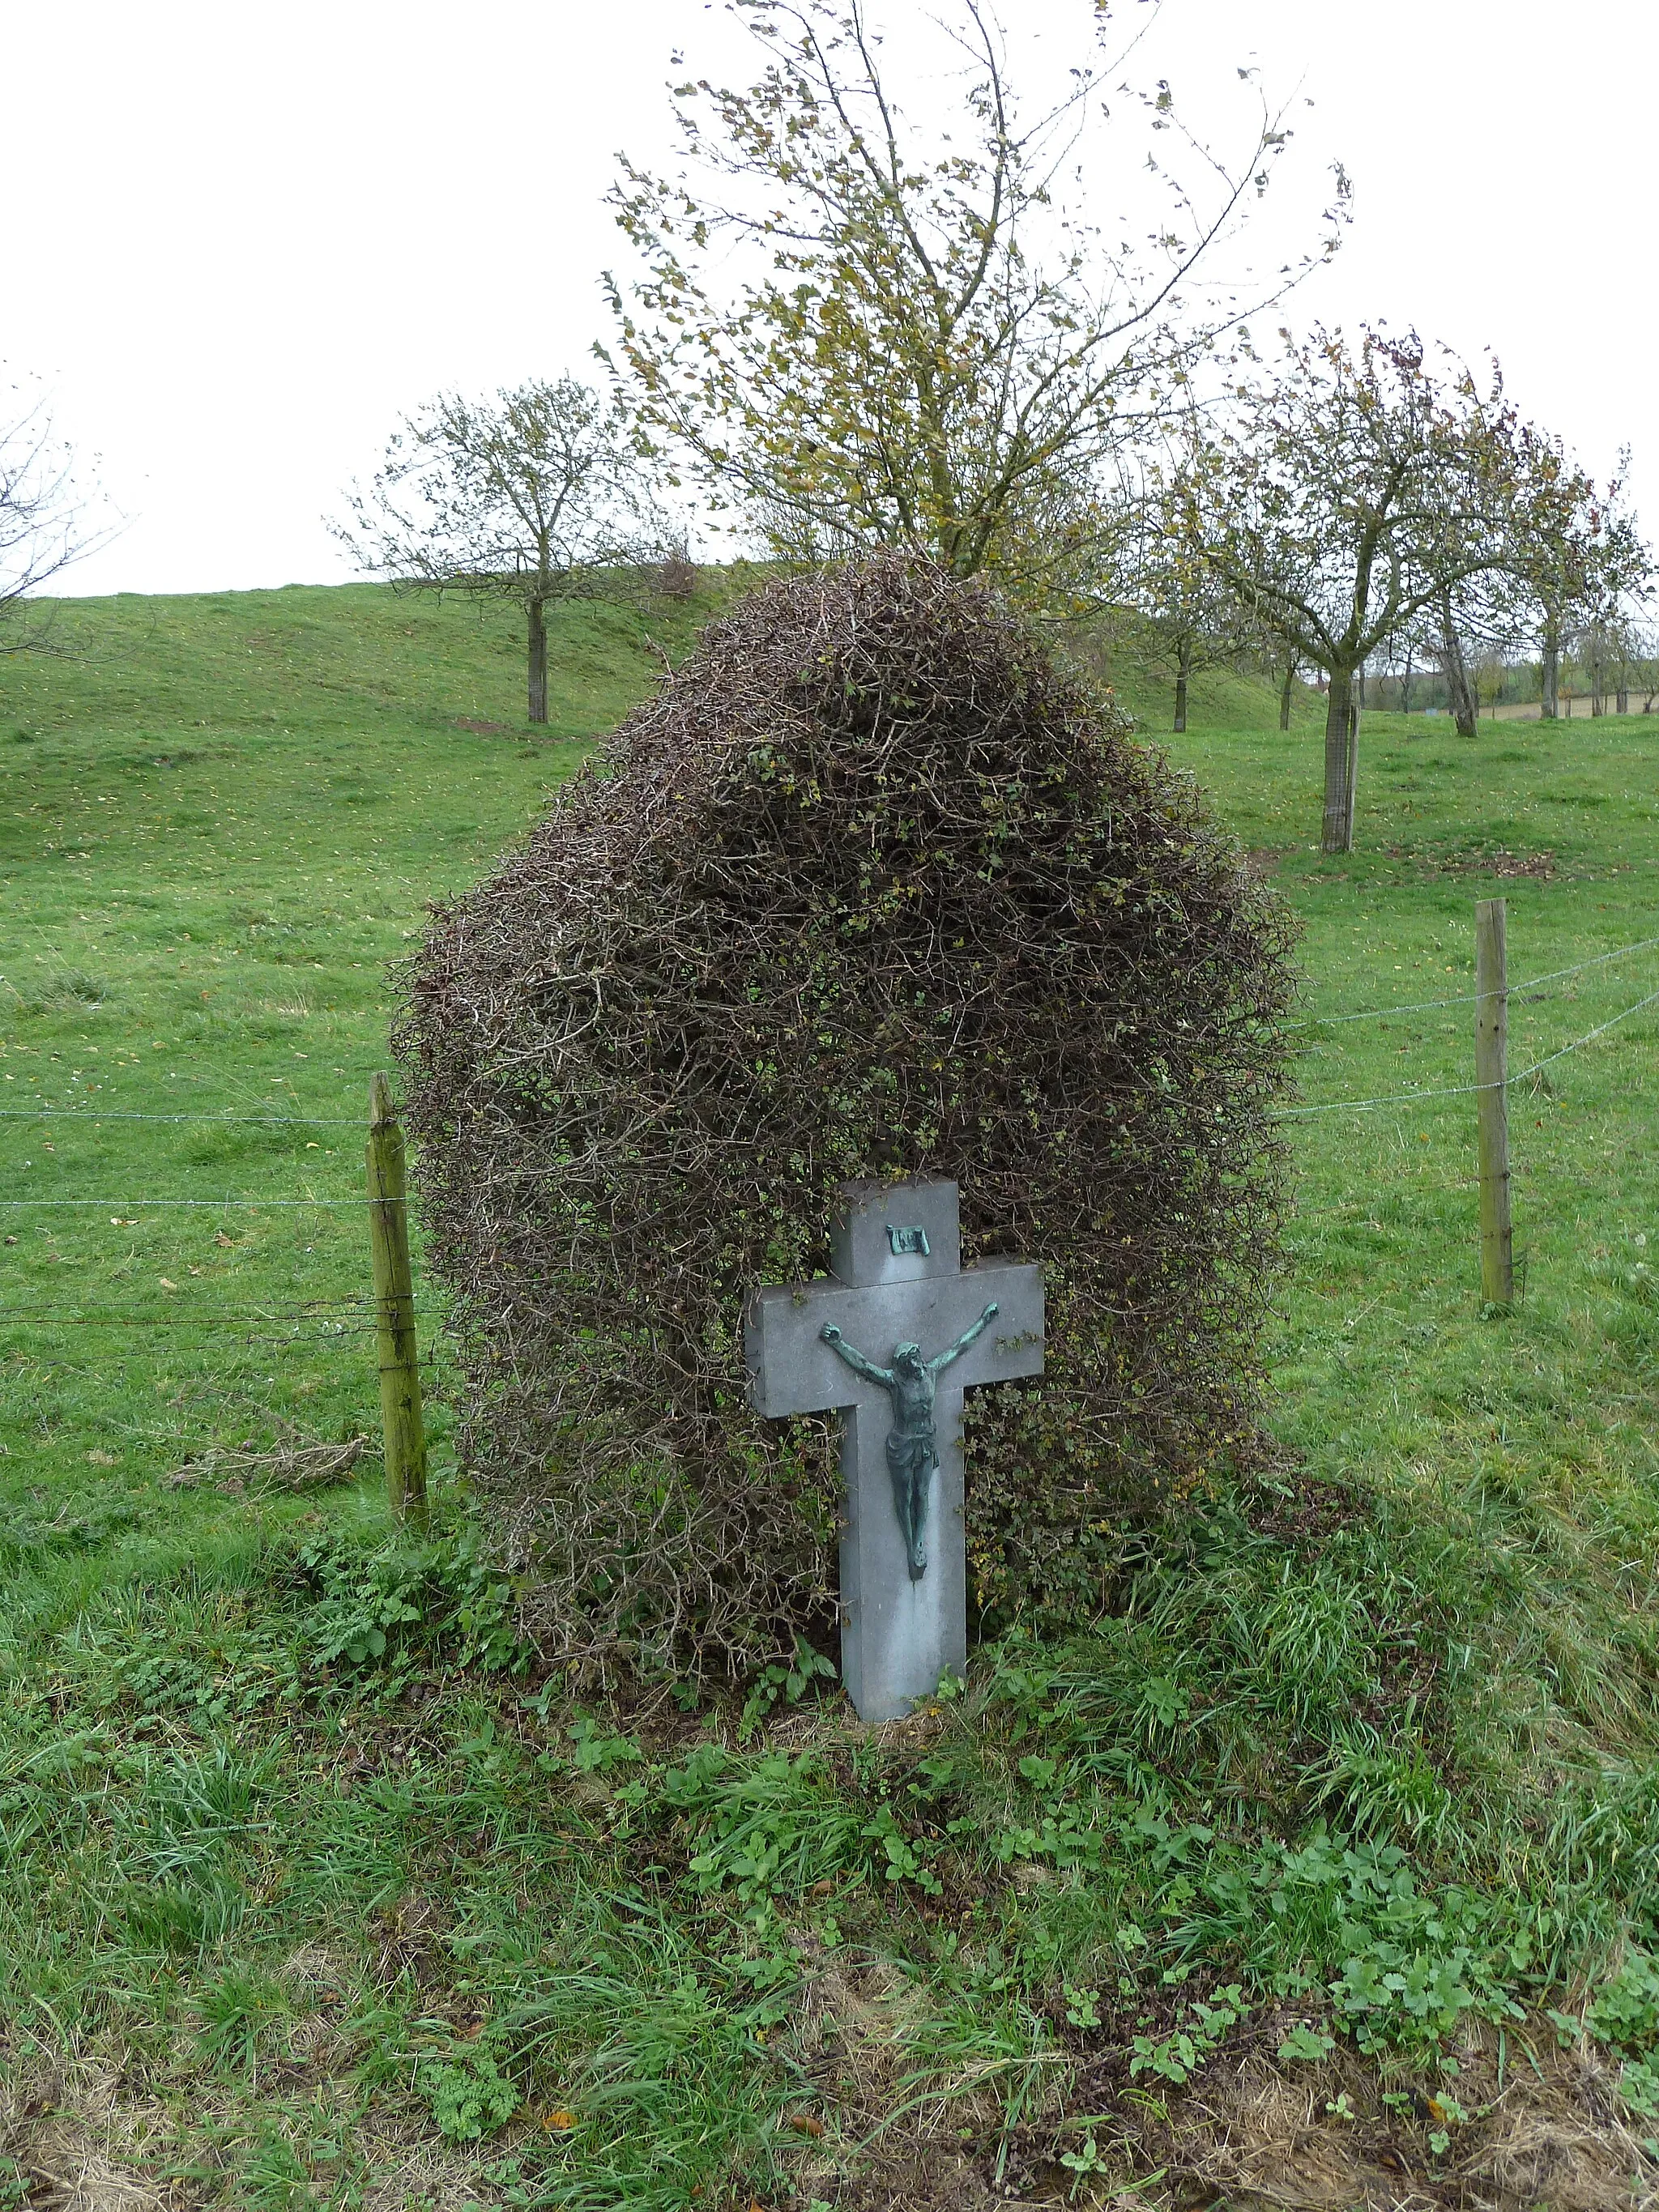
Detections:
[164, 1423, 367, 1494]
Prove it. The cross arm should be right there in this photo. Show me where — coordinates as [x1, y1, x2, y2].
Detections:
[744, 1262, 1044, 1421]
[821, 1327, 894, 1390]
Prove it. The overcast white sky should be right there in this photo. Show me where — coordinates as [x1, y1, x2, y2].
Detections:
[6, 0, 1653, 597]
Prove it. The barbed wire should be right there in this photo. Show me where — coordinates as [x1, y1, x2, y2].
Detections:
[1283, 932, 1659, 1032]
[0, 1107, 360, 1125]
[5, 972, 1656, 1192]
[1282, 982, 1659, 1119]
[0, 1314, 381, 1332]
[0, 1196, 373, 1209]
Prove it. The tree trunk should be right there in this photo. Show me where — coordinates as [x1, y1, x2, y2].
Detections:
[527, 596, 548, 725]
[1173, 637, 1191, 733]
[1401, 650, 1414, 715]
[1617, 676, 1630, 714]
[1439, 600, 1478, 737]
[1322, 668, 1358, 855]
[1541, 626, 1559, 718]
[1278, 659, 1295, 731]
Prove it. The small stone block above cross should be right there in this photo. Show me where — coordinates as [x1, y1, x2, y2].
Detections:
[744, 1178, 1044, 1722]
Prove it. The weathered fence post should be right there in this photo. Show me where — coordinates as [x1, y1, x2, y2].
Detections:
[366, 1072, 429, 1528]
[1474, 898, 1515, 1306]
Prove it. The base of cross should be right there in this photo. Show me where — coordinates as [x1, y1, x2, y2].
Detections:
[745, 1178, 1044, 1722]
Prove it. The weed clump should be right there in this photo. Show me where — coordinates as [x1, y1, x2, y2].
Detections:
[397, 556, 1296, 1675]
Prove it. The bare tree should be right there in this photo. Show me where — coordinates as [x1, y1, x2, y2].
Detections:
[333, 378, 666, 724]
[1180, 330, 1566, 852]
[1627, 624, 1659, 714]
[1395, 638, 1417, 715]
[1272, 643, 1303, 730]
[606, 0, 1348, 612]
[2, 380, 109, 641]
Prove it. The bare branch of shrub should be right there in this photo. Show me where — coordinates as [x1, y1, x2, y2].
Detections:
[396, 556, 1297, 1679]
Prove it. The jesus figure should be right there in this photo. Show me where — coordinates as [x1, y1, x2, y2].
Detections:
[820, 1302, 1000, 1582]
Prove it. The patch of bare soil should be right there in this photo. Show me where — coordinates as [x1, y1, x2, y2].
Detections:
[803, 1994, 1657, 2211]
[452, 718, 516, 735]
[1115, 2028, 1654, 2210]
[996, 2013, 1657, 2212]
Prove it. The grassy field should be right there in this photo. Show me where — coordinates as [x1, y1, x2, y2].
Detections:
[2, 584, 1657, 2210]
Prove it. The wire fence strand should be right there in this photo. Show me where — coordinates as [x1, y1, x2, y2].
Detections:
[1282, 931, 1659, 1032]
[1, 1196, 373, 1209]
[0, 1108, 360, 1125]
[1282, 982, 1659, 1119]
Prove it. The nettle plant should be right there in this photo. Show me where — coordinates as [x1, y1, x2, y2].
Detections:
[398, 557, 1295, 1677]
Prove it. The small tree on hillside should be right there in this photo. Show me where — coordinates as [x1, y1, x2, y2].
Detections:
[1265, 640, 1304, 730]
[334, 378, 665, 725]
[1181, 330, 1562, 853]
[606, 0, 1347, 612]
[2, 380, 109, 642]
[1128, 480, 1243, 732]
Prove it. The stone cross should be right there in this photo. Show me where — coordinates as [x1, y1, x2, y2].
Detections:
[744, 1178, 1043, 1722]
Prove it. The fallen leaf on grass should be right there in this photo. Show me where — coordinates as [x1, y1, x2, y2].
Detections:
[786, 2112, 825, 2137]
[543, 2109, 578, 2132]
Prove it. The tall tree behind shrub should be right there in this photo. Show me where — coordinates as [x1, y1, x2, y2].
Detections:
[606, 0, 1346, 612]
[396, 560, 1296, 1677]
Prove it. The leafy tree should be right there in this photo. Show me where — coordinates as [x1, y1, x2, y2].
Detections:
[1180, 329, 1567, 853]
[1516, 452, 1646, 720]
[606, 0, 1346, 612]
[333, 378, 664, 725]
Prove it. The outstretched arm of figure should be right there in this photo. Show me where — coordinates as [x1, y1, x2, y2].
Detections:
[928, 1302, 1000, 1376]
[821, 1323, 893, 1390]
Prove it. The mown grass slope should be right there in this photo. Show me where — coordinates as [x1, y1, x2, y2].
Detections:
[1, 583, 1657, 2211]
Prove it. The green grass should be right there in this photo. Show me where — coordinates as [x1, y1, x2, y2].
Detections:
[2, 592, 1658, 2209]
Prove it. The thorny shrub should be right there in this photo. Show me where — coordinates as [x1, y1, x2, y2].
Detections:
[396, 556, 1296, 1677]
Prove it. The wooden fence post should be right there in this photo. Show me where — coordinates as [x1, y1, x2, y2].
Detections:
[366, 1072, 429, 1528]
[1474, 899, 1515, 1306]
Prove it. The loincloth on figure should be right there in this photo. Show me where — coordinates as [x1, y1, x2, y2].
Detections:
[885, 1427, 937, 1484]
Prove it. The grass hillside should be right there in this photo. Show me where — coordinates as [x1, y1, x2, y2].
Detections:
[1, 582, 1657, 2210]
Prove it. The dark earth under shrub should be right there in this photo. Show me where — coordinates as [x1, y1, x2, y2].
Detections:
[396, 557, 1297, 1677]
